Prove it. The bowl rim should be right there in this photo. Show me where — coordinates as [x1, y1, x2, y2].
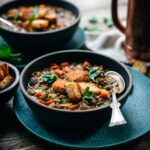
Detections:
[0, 61, 20, 94]
[20, 50, 133, 113]
[0, 0, 81, 35]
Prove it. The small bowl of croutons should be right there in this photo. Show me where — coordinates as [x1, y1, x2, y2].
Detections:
[0, 61, 19, 104]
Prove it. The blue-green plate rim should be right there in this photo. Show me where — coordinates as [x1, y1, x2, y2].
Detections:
[13, 92, 149, 149]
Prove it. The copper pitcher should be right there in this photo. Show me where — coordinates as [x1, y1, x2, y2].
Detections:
[112, 0, 150, 60]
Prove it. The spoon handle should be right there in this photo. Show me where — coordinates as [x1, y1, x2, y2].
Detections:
[109, 92, 127, 127]
[0, 17, 14, 28]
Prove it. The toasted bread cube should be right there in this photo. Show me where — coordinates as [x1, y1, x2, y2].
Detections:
[0, 63, 9, 76]
[65, 82, 81, 101]
[132, 60, 147, 74]
[19, 7, 31, 20]
[78, 82, 100, 95]
[0, 69, 4, 81]
[45, 13, 57, 24]
[35, 8, 50, 19]
[65, 68, 90, 82]
[52, 78, 67, 93]
[31, 19, 49, 29]
[0, 75, 14, 90]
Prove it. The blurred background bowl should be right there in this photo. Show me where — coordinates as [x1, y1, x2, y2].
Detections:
[0, 0, 80, 56]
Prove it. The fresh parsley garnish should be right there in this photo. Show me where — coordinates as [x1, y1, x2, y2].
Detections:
[68, 79, 72, 82]
[89, 17, 98, 24]
[103, 17, 114, 27]
[83, 27, 102, 32]
[42, 73, 58, 84]
[88, 68, 100, 82]
[83, 86, 94, 100]
[13, 13, 19, 22]
[29, 16, 35, 22]
[0, 46, 22, 62]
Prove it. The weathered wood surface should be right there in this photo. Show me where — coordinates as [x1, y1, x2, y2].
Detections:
[1, 0, 150, 150]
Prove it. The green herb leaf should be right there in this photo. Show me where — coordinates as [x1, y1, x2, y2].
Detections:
[10, 53, 22, 57]
[68, 79, 72, 82]
[83, 86, 94, 100]
[103, 17, 114, 27]
[42, 73, 58, 84]
[33, 8, 41, 16]
[0, 46, 11, 58]
[88, 68, 100, 82]
[89, 17, 98, 24]
[83, 27, 102, 32]
[85, 86, 90, 92]
[13, 13, 19, 22]
[29, 16, 35, 22]
[0, 46, 22, 62]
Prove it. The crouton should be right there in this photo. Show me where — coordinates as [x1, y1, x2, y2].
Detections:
[0, 63, 9, 76]
[0, 69, 4, 81]
[19, 7, 32, 20]
[35, 8, 50, 19]
[78, 82, 100, 95]
[0, 75, 14, 90]
[132, 60, 147, 74]
[65, 68, 90, 82]
[31, 19, 49, 29]
[65, 82, 81, 101]
[45, 13, 57, 24]
[52, 78, 67, 93]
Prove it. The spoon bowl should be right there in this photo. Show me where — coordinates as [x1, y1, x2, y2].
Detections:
[0, 17, 26, 32]
[105, 71, 125, 94]
[105, 71, 127, 127]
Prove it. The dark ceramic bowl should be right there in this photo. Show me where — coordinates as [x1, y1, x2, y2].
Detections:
[0, 0, 80, 55]
[0, 61, 19, 105]
[20, 50, 133, 129]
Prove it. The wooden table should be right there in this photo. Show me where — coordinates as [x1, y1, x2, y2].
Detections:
[0, 0, 150, 149]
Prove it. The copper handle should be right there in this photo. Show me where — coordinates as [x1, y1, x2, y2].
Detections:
[111, 0, 126, 33]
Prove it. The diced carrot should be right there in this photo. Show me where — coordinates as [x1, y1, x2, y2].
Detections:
[38, 99, 53, 105]
[54, 69, 64, 76]
[60, 62, 69, 67]
[23, 20, 29, 30]
[20, 8, 31, 20]
[96, 85, 102, 89]
[82, 61, 91, 68]
[45, 100, 54, 105]
[57, 23, 63, 28]
[50, 65, 59, 70]
[67, 104, 78, 110]
[40, 4, 47, 9]
[7, 9, 14, 14]
[38, 99, 46, 104]
[35, 91, 43, 97]
[100, 89, 109, 98]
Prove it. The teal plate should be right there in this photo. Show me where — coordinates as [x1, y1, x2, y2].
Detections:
[0, 27, 85, 69]
[13, 67, 150, 149]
